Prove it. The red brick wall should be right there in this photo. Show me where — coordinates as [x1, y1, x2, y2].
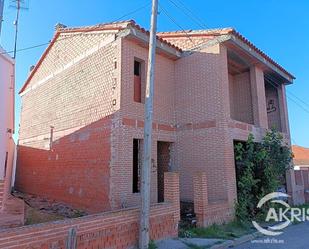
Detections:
[294, 168, 309, 203]
[250, 66, 268, 129]
[16, 35, 119, 213]
[265, 82, 282, 131]
[16, 29, 292, 225]
[0, 180, 4, 210]
[107, 39, 177, 210]
[173, 44, 237, 206]
[302, 169, 309, 202]
[16, 117, 112, 212]
[295, 170, 303, 186]
[0, 173, 180, 249]
[229, 72, 254, 124]
[157, 142, 171, 202]
[193, 173, 234, 227]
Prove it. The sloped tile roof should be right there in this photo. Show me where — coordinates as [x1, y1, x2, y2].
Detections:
[19, 20, 182, 94]
[158, 28, 295, 80]
[20, 20, 294, 94]
[292, 145, 309, 166]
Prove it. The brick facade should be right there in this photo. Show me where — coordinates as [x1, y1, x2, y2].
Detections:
[193, 173, 234, 227]
[0, 180, 3, 209]
[0, 173, 179, 249]
[16, 21, 294, 225]
[229, 72, 254, 124]
[16, 34, 118, 212]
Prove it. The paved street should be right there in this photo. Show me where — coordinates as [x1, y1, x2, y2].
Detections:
[234, 222, 309, 249]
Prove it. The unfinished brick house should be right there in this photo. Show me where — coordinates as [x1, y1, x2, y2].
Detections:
[16, 20, 295, 225]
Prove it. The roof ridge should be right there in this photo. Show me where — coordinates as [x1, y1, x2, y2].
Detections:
[18, 19, 182, 94]
[57, 20, 135, 32]
[157, 27, 235, 35]
[157, 27, 294, 80]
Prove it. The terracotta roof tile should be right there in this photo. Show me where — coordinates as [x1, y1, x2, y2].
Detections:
[292, 145, 309, 166]
[20, 21, 294, 94]
[19, 20, 182, 94]
[158, 28, 295, 80]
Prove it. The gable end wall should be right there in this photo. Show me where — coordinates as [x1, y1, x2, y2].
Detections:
[16, 35, 122, 213]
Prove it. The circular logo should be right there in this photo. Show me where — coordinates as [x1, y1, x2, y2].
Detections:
[252, 192, 291, 236]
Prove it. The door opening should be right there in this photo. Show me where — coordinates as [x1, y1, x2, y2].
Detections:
[157, 141, 172, 203]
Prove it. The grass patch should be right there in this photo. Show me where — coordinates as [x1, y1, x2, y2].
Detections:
[293, 203, 309, 210]
[148, 240, 157, 249]
[179, 220, 253, 240]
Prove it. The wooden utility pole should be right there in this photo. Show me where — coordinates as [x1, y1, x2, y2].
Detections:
[139, 0, 158, 248]
[0, 0, 4, 39]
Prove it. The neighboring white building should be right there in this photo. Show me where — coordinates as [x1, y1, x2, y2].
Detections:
[0, 46, 15, 210]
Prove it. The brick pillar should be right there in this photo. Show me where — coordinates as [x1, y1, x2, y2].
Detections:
[250, 66, 268, 128]
[0, 180, 4, 210]
[286, 169, 305, 205]
[277, 84, 290, 135]
[193, 173, 208, 227]
[164, 172, 180, 223]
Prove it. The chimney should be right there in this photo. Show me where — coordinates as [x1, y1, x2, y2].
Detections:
[55, 23, 67, 31]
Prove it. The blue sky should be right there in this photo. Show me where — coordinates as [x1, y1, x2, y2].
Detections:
[1, 0, 309, 147]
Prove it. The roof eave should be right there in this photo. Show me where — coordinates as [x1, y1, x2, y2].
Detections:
[119, 26, 182, 59]
[19, 32, 60, 94]
[227, 34, 295, 84]
[19, 22, 183, 95]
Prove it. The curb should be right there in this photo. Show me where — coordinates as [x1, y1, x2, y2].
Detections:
[210, 232, 262, 249]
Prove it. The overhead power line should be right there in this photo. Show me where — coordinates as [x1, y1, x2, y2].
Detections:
[160, 0, 226, 52]
[265, 75, 309, 115]
[166, 0, 208, 29]
[285, 88, 309, 109]
[0, 2, 151, 56]
[158, 3, 197, 47]
[0, 0, 4, 38]
[265, 74, 309, 109]
[163, 0, 309, 116]
[3, 0, 308, 117]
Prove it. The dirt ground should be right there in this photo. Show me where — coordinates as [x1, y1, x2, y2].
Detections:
[12, 191, 87, 225]
[25, 205, 65, 225]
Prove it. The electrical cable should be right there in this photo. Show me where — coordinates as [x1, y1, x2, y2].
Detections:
[0, 2, 151, 55]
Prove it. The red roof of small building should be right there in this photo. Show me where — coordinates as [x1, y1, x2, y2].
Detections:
[292, 145, 309, 166]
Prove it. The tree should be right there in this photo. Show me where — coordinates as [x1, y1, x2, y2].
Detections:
[234, 129, 293, 221]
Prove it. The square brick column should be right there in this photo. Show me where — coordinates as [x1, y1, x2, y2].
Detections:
[164, 172, 180, 224]
[277, 84, 290, 135]
[0, 180, 4, 210]
[286, 169, 305, 205]
[250, 66, 268, 128]
[193, 173, 208, 227]
[193, 172, 234, 227]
